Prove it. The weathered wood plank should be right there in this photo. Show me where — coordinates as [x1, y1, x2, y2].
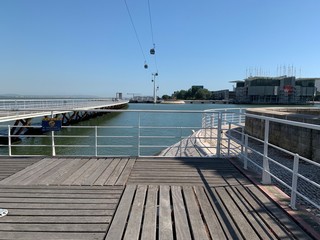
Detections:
[194, 186, 227, 240]
[42, 158, 88, 185]
[0, 158, 54, 184]
[215, 187, 259, 239]
[0, 232, 106, 240]
[20, 158, 67, 185]
[0, 197, 118, 204]
[0, 192, 121, 199]
[159, 185, 173, 240]
[171, 186, 192, 240]
[123, 185, 147, 240]
[183, 186, 210, 240]
[226, 186, 275, 239]
[115, 158, 136, 185]
[246, 185, 313, 240]
[71, 158, 100, 185]
[235, 185, 292, 239]
[61, 158, 96, 185]
[1, 203, 117, 209]
[141, 185, 158, 240]
[0, 216, 111, 223]
[105, 185, 136, 240]
[208, 187, 243, 239]
[94, 158, 120, 185]
[83, 158, 113, 185]
[8, 209, 115, 216]
[0, 223, 108, 232]
[104, 158, 128, 185]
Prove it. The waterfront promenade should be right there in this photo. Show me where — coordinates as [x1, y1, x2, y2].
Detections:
[0, 156, 315, 239]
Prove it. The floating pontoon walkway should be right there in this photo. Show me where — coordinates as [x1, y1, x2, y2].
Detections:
[0, 157, 313, 239]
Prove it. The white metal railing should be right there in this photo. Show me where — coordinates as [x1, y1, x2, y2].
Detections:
[0, 107, 319, 212]
[0, 98, 122, 110]
[202, 108, 320, 211]
[0, 109, 210, 158]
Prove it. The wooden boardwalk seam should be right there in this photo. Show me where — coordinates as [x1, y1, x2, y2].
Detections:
[0, 157, 313, 240]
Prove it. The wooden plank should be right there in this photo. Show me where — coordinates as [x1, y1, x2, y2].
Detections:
[105, 185, 136, 240]
[0, 197, 118, 204]
[193, 186, 226, 240]
[115, 158, 136, 185]
[226, 186, 276, 239]
[247, 185, 313, 240]
[61, 158, 96, 185]
[83, 158, 113, 185]
[183, 186, 210, 240]
[0, 158, 55, 184]
[1, 203, 117, 209]
[28, 158, 73, 185]
[41, 158, 88, 185]
[123, 185, 147, 240]
[215, 187, 259, 239]
[8, 209, 115, 216]
[104, 158, 128, 185]
[94, 158, 120, 185]
[20, 159, 67, 185]
[71, 158, 100, 185]
[0, 232, 106, 240]
[207, 187, 242, 239]
[159, 185, 173, 240]
[235, 185, 292, 239]
[0, 192, 121, 199]
[0, 223, 108, 232]
[171, 186, 192, 240]
[141, 185, 158, 240]
[0, 216, 111, 223]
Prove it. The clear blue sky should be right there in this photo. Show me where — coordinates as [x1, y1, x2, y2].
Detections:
[1, 0, 319, 97]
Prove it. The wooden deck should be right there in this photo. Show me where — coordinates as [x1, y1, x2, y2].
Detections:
[0, 157, 313, 240]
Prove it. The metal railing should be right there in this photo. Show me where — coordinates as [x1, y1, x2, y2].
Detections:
[0, 107, 319, 211]
[0, 109, 210, 158]
[202, 108, 320, 211]
[0, 98, 123, 110]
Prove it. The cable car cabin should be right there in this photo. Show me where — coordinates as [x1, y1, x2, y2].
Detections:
[144, 64, 148, 69]
[150, 48, 155, 55]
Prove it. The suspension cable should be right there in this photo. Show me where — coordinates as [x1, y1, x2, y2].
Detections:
[124, 0, 147, 63]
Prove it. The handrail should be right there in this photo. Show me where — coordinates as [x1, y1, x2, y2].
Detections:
[0, 107, 319, 212]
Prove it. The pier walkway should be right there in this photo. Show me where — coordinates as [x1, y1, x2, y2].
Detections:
[0, 157, 313, 240]
[0, 99, 128, 123]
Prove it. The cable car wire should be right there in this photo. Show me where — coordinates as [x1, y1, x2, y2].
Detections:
[124, 0, 148, 67]
[147, 0, 155, 47]
[147, 0, 158, 73]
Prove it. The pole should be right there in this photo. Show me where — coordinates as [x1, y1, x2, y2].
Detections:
[152, 73, 158, 104]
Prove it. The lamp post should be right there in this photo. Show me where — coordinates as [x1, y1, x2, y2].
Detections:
[152, 73, 158, 104]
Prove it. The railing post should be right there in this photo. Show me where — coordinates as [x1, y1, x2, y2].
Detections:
[227, 122, 231, 156]
[239, 108, 242, 124]
[244, 134, 248, 169]
[210, 114, 214, 144]
[138, 112, 141, 157]
[216, 112, 222, 157]
[51, 111, 56, 157]
[262, 119, 271, 184]
[290, 154, 299, 210]
[95, 126, 98, 157]
[179, 127, 182, 157]
[8, 125, 12, 156]
[51, 131, 56, 157]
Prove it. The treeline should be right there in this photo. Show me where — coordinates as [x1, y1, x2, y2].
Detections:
[162, 86, 213, 100]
